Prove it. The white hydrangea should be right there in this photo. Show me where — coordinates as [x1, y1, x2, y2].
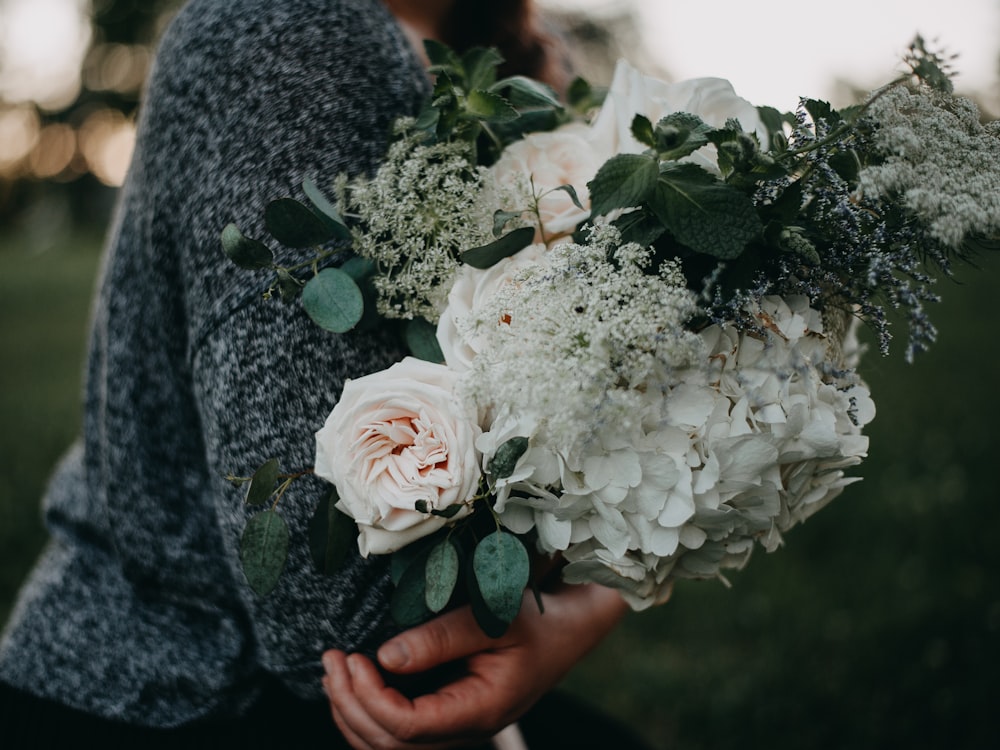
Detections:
[476, 291, 874, 609]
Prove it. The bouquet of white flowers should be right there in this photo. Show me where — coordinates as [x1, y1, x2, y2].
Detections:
[222, 39, 997, 635]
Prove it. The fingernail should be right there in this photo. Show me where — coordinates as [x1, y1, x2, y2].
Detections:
[378, 641, 408, 670]
[322, 651, 337, 674]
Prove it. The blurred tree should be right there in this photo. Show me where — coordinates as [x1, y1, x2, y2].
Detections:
[0, 0, 183, 232]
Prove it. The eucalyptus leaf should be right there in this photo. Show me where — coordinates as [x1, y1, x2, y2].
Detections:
[404, 318, 445, 363]
[264, 198, 335, 248]
[221, 223, 274, 270]
[301, 267, 364, 333]
[465, 89, 519, 123]
[275, 268, 303, 301]
[587, 153, 658, 218]
[473, 531, 529, 624]
[390, 549, 432, 627]
[240, 510, 289, 596]
[460, 226, 534, 269]
[308, 487, 358, 576]
[488, 436, 529, 480]
[425, 539, 460, 613]
[466, 559, 511, 638]
[245, 458, 280, 506]
[302, 176, 351, 241]
[651, 164, 762, 260]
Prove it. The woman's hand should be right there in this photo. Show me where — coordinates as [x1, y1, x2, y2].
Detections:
[321, 582, 629, 750]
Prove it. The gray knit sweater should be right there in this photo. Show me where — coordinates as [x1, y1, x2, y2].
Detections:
[0, 0, 429, 727]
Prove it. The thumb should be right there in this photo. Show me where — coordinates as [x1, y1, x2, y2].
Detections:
[377, 604, 501, 674]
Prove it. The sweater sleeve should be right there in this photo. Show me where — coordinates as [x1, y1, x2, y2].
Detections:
[108, 0, 429, 696]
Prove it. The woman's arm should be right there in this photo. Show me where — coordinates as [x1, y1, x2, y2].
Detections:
[322, 582, 629, 749]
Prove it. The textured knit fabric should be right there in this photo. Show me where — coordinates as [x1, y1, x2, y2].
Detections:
[0, 0, 431, 728]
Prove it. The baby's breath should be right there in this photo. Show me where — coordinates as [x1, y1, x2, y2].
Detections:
[343, 134, 500, 321]
[466, 226, 705, 454]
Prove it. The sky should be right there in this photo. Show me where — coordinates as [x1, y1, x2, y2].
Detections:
[1, 0, 998, 112]
[542, 0, 1000, 112]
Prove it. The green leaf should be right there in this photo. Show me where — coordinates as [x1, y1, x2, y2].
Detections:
[460, 226, 535, 269]
[587, 153, 659, 218]
[612, 209, 666, 248]
[425, 539, 460, 613]
[551, 184, 584, 211]
[308, 487, 358, 576]
[302, 177, 352, 241]
[245, 458, 280, 506]
[462, 47, 504, 91]
[492, 209, 523, 238]
[275, 268, 303, 301]
[654, 112, 713, 161]
[803, 98, 837, 125]
[651, 164, 762, 260]
[488, 436, 529, 480]
[465, 89, 519, 123]
[404, 318, 445, 363]
[240, 510, 289, 596]
[390, 549, 432, 627]
[301, 267, 364, 333]
[424, 39, 463, 75]
[264, 197, 335, 248]
[221, 223, 274, 270]
[339, 255, 376, 283]
[473, 531, 529, 625]
[630, 114, 656, 149]
[491, 75, 562, 109]
[466, 559, 511, 638]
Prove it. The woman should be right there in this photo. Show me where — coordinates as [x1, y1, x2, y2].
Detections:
[0, 1, 646, 748]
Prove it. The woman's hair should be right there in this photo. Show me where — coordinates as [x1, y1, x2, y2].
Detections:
[442, 0, 568, 90]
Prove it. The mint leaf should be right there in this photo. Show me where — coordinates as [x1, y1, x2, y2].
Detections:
[651, 164, 762, 259]
[465, 89, 519, 123]
[655, 112, 713, 161]
[587, 153, 658, 218]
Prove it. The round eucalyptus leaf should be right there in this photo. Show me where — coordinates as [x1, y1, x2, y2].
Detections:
[220, 223, 274, 270]
[405, 318, 445, 363]
[301, 268, 364, 333]
[472, 531, 529, 625]
[425, 539, 460, 613]
[264, 197, 335, 248]
[240, 510, 289, 596]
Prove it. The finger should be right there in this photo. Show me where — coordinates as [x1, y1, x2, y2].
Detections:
[324, 651, 405, 749]
[351, 650, 506, 745]
[377, 605, 506, 674]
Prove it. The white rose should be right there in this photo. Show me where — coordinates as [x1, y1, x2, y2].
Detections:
[589, 59, 767, 172]
[314, 357, 481, 556]
[491, 124, 602, 239]
[436, 243, 548, 372]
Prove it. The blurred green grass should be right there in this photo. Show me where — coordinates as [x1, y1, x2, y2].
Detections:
[1, 230, 997, 748]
